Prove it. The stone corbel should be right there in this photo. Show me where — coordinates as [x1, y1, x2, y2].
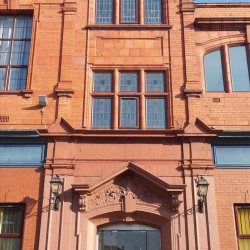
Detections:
[167, 190, 183, 211]
[79, 194, 87, 211]
[184, 88, 203, 98]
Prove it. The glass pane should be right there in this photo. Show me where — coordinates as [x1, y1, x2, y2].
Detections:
[8, 68, 27, 90]
[96, 0, 113, 24]
[120, 98, 137, 127]
[145, 0, 162, 24]
[147, 230, 161, 250]
[239, 239, 250, 250]
[147, 98, 166, 128]
[14, 17, 33, 39]
[237, 208, 250, 235]
[0, 17, 13, 39]
[120, 72, 138, 92]
[229, 46, 250, 91]
[0, 238, 21, 250]
[11, 41, 31, 65]
[0, 144, 45, 165]
[0, 207, 22, 234]
[0, 68, 6, 90]
[214, 146, 250, 166]
[121, 0, 136, 23]
[146, 72, 164, 92]
[92, 98, 112, 128]
[94, 72, 112, 92]
[98, 230, 147, 250]
[0, 41, 11, 65]
[204, 50, 224, 91]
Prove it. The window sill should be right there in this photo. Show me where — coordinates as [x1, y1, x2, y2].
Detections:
[0, 90, 33, 98]
[85, 24, 172, 30]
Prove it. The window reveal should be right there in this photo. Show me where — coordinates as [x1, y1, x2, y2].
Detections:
[0, 16, 32, 90]
[91, 71, 167, 129]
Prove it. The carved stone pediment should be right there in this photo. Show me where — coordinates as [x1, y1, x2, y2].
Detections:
[72, 162, 186, 212]
[88, 174, 170, 210]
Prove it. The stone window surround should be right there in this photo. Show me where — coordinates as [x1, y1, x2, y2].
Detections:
[88, 0, 168, 25]
[203, 43, 250, 93]
[89, 68, 169, 130]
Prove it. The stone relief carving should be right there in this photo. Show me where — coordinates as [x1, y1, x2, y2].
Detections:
[88, 175, 170, 210]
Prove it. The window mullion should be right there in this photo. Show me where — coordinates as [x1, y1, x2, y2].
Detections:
[114, 0, 119, 24]
[222, 44, 232, 93]
[139, 0, 144, 24]
[113, 69, 119, 129]
[140, 69, 145, 129]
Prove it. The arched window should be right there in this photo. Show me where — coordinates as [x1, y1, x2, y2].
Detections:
[97, 223, 161, 250]
[204, 45, 250, 92]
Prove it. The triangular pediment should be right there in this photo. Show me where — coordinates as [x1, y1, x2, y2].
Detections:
[47, 117, 75, 134]
[72, 162, 186, 212]
[73, 161, 185, 192]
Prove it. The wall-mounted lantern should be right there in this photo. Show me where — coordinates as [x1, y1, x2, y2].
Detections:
[50, 175, 63, 211]
[197, 176, 209, 213]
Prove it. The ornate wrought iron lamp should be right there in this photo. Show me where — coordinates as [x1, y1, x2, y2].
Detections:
[50, 175, 63, 211]
[197, 176, 209, 213]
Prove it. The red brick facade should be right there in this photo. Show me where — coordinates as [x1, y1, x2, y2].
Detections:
[0, 0, 250, 249]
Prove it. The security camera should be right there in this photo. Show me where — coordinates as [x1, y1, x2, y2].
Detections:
[38, 95, 48, 106]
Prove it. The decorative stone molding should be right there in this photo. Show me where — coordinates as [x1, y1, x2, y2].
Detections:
[79, 194, 87, 211]
[181, 2, 195, 12]
[72, 162, 186, 212]
[195, 17, 250, 30]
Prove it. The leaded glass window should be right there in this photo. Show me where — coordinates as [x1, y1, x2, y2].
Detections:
[0, 16, 32, 90]
[120, 72, 138, 92]
[145, 0, 162, 24]
[146, 98, 165, 128]
[146, 72, 165, 92]
[121, 0, 137, 23]
[120, 98, 137, 127]
[0, 204, 25, 250]
[92, 98, 112, 128]
[96, 0, 114, 24]
[94, 72, 112, 92]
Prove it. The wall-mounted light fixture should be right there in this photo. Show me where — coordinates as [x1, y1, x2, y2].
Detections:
[50, 175, 63, 211]
[38, 95, 48, 106]
[197, 176, 209, 213]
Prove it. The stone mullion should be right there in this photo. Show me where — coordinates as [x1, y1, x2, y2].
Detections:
[113, 69, 119, 129]
[140, 69, 146, 129]
[222, 44, 232, 93]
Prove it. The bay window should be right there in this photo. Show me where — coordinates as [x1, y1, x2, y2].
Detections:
[0, 16, 32, 90]
[91, 70, 168, 129]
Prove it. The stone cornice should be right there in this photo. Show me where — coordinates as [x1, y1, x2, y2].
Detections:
[195, 17, 250, 30]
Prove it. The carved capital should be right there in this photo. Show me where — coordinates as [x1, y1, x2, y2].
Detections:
[167, 190, 183, 211]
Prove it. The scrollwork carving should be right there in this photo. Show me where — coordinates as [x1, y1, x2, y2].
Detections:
[88, 175, 170, 210]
